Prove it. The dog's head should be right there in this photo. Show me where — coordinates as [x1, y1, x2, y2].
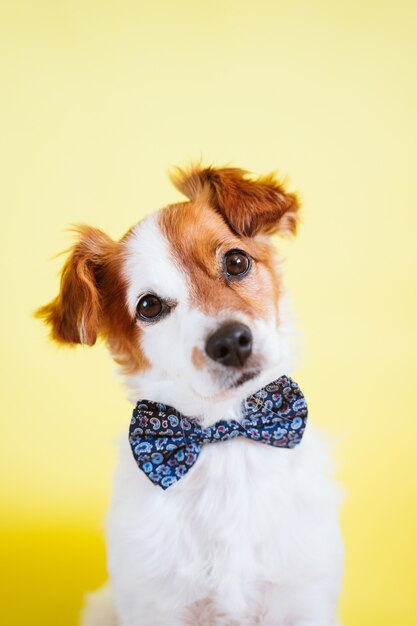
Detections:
[37, 165, 300, 416]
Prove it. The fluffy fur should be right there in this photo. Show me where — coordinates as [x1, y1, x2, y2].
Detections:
[37, 165, 344, 626]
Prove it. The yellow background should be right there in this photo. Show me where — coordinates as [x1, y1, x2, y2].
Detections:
[1, 1, 416, 624]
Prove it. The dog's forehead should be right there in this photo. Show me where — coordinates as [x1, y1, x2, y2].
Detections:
[123, 213, 189, 315]
[159, 201, 238, 262]
[122, 202, 278, 320]
[123, 203, 236, 310]
[158, 201, 278, 319]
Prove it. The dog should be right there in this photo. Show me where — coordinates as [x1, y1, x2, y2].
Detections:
[37, 165, 344, 626]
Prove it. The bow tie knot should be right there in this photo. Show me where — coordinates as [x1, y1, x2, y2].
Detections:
[129, 375, 307, 489]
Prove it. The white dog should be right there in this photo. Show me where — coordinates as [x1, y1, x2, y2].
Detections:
[37, 165, 343, 626]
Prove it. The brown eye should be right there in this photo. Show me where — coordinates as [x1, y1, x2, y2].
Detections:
[224, 250, 251, 278]
[136, 294, 163, 320]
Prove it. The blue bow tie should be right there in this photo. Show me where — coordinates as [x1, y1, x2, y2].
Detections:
[129, 375, 307, 489]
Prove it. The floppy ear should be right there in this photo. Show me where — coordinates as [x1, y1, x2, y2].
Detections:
[171, 165, 300, 237]
[36, 226, 115, 346]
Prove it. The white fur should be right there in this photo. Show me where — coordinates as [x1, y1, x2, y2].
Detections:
[82, 583, 118, 626]
[82, 213, 344, 626]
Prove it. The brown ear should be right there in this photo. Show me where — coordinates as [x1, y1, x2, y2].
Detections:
[35, 226, 115, 346]
[171, 165, 300, 237]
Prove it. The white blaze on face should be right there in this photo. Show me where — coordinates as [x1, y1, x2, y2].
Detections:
[124, 214, 189, 318]
[122, 212, 292, 417]
[124, 215, 213, 394]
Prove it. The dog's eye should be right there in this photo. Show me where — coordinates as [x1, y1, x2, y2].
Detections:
[136, 294, 163, 321]
[224, 250, 251, 279]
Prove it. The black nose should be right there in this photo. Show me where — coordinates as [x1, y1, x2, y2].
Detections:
[205, 322, 253, 367]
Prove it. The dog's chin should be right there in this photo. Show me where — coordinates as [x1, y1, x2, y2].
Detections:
[192, 368, 263, 403]
[215, 361, 285, 399]
[231, 369, 261, 389]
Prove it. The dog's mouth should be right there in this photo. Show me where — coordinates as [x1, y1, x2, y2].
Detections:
[231, 369, 261, 389]
[191, 368, 262, 401]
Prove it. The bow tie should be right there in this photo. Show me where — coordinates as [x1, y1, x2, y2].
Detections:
[129, 375, 308, 489]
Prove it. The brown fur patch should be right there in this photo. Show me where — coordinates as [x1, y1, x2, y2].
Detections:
[191, 346, 206, 370]
[36, 226, 150, 375]
[159, 200, 281, 321]
[35, 226, 116, 346]
[171, 165, 300, 237]
[98, 245, 151, 375]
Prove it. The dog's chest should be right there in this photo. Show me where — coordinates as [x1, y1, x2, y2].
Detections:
[110, 431, 328, 587]
[108, 428, 342, 624]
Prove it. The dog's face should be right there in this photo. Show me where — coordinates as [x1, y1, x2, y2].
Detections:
[37, 166, 300, 411]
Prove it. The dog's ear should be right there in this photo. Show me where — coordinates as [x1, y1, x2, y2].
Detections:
[36, 226, 116, 346]
[171, 165, 300, 237]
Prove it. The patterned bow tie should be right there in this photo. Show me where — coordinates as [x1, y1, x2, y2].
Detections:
[129, 375, 307, 489]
